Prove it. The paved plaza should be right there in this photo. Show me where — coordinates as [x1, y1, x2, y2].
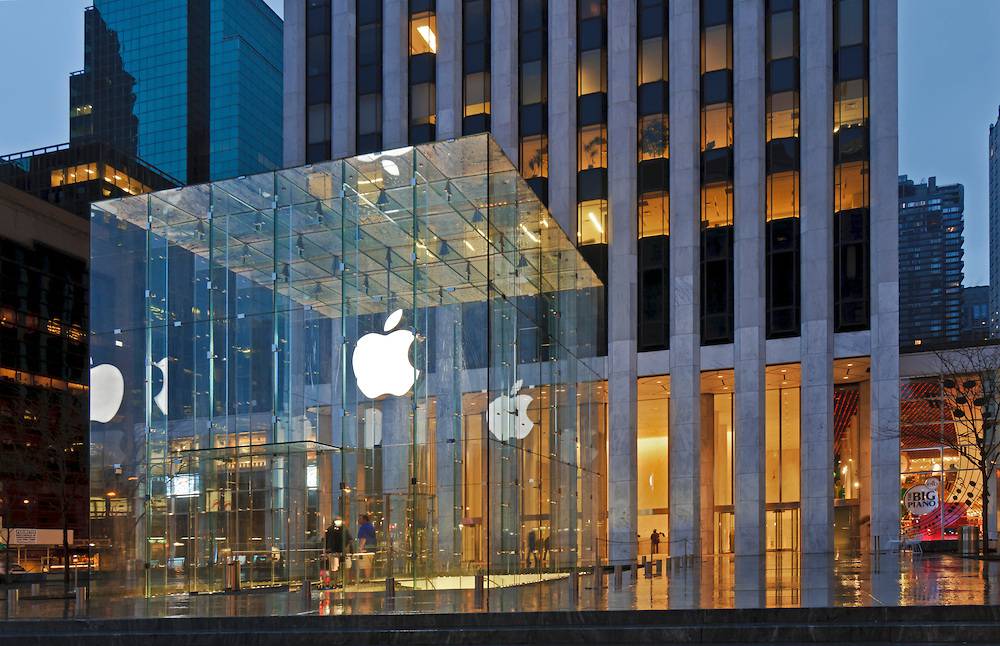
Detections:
[2, 552, 1000, 620]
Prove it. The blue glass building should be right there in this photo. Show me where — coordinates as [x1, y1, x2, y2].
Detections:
[70, 0, 282, 184]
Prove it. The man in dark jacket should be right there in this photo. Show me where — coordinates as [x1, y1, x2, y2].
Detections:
[324, 516, 352, 582]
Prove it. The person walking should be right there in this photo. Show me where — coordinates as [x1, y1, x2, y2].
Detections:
[650, 529, 661, 554]
[324, 516, 352, 587]
[357, 514, 377, 580]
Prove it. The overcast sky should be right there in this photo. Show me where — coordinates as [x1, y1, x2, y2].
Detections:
[0, 0, 996, 285]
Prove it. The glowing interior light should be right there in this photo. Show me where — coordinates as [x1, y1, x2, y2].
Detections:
[519, 223, 540, 243]
[417, 25, 437, 53]
[464, 240, 475, 252]
[587, 211, 603, 234]
[381, 159, 400, 177]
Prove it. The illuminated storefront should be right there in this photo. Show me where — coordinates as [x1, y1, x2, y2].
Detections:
[89, 134, 606, 598]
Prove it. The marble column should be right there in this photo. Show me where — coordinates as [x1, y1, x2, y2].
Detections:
[283, 0, 306, 167]
[331, 0, 356, 159]
[436, 0, 463, 140]
[732, 0, 766, 558]
[606, 0, 638, 566]
[868, 0, 901, 552]
[547, 0, 576, 237]
[798, 0, 834, 555]
[667, 0, 702, 560]
[491, 0, 518, 161]
[383, 1, 408, 148]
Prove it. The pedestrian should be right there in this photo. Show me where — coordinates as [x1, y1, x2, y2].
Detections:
[324, 516, 352, 587]
[650, 529, 661, 554]
[527, 528, 538, 568]
[357, 514, 377, 579]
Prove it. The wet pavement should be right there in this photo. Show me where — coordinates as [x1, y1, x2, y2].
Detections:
[3, 552, 1000, 620]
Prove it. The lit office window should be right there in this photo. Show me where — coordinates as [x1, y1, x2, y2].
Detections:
[463, 0, 490, 134]
[409, 2, 438, 144]
[765, 0, 800, 338]
[637, 0, 669, 351]
[575, 0, 608, 267]
[700, 0, 733, 345]
[518, 0, 548, 203]
[833, 0, 869, 331]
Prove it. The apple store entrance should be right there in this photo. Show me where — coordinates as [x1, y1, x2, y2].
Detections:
[89, 134, 607, 601]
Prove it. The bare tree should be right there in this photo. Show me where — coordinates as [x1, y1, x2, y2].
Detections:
[0, 413, 86, 590]
[906, 346, 1000, 556]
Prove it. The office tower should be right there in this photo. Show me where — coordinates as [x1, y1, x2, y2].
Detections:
[960, 285, 990, 344]
[991, 107, 1000, 337]
[898, 175, 964, 348]
[281, 0, 899, 561]
[70, 0, 284, 184]
[0, 185, 89, 543]
[0, 141, 178, 219]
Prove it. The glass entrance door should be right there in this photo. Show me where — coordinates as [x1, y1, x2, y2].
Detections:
[766, 505, 799, 551]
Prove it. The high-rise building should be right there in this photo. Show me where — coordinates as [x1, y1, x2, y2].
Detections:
[990, 107, 1000, 337]
[0, 184, 89, 546]
[0, 141, 179, 219]
[960, 285, 990, 344]
[898, 175, 964, 348]
[70, 0, 284, 184]
[287, 0, 901, 560]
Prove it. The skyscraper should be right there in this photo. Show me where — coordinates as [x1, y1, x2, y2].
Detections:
[960, 285, 990, 344]
[284, 0, 899, 561]
[990, 107, 1000, 337]
[70, 0, 284, 184]
[898, 175, 964, 348]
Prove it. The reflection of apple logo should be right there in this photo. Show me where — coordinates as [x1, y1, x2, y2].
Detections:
[352, 309, 418, 399]
[90, 364, 125, 423]
[153, 357, 168, 415]
[487, 379, 534, 441]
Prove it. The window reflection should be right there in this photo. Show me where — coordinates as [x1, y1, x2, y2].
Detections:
[520, 134, 548, 179]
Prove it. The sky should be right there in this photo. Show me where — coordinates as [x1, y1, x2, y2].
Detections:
[0, 0, 996, 285]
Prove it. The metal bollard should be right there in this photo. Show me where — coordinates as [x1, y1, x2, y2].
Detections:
[301, 579, 312, 609]
[641, 555, 647, 568]
[644, 560, 652, 579]
[613, 564, 622, 591]
[593, 564, 604, 599]
[74, 586, 88, 616]
[473, 572, 485, 609]
[568, 569, 579, 606]
[384, 576, 396, 609]
[6, 589, 18, 617]
[655, 558, 663, 577]
[30, 583, 40, 597]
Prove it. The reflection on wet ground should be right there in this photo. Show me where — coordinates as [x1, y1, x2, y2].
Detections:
[3, 552, 1000, 620]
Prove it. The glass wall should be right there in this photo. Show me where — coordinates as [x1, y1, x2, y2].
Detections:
[357, 1, 383, 154]
[409, 1, 438, 144]
[518, 0, 549, 205]
[900, 376, 985, 544]
[833, 0, 869, 332]
[637, 0, 670, 351]
[833, 357, 868, 551]
[700, 0, 734, 345]
[765, 0, 800, 338]
[462, 0, 491, 134]
[305, 0, 332, 162]
[637, 376, 669, 555]
[765, 365, 800, 551]
[576, 0, 608, 275]
[89, 135, 605, 602]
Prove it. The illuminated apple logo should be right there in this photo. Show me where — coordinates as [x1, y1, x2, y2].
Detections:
[352, 309, 418, 399]
[487, 379, 535, 441]
[90, 363, 125, 423]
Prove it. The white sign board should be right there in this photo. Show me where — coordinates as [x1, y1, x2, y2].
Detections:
[5, 528, 74, 546]
[904, 478, 940, 516]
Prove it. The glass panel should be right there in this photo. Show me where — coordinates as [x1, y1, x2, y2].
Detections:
[89, 135, 606, 608]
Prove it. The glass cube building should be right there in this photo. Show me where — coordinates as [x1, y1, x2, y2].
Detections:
[89, 134, 606, 599]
